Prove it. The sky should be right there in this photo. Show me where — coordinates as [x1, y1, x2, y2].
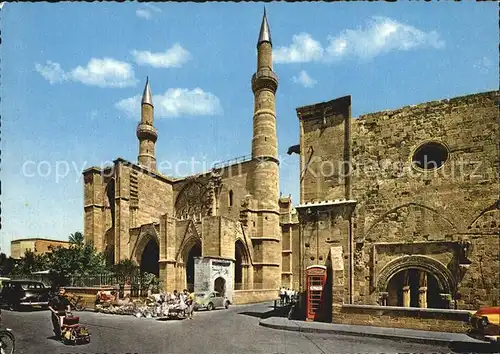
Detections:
[0, 2, 497, 255]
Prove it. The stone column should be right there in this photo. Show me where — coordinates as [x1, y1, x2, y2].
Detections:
[402, 286, 411, 307]
[418, 271, 428, 308]
[378, 292, 388, 306]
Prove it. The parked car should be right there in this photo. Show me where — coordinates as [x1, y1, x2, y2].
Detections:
[193, 291, 230, 311]
[0, 280, 50, 311]
[467, 306, 500, 343]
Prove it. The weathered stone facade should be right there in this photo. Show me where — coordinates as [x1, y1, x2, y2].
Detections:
[80, 10, 498, 313]
[82, 12, 284, 304]
[291, 90, 499, 315]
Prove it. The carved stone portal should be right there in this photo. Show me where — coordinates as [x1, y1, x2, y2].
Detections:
[175, 180, 212, 219]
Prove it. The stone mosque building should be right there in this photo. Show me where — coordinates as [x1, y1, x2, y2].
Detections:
[83, 11, 499, 311]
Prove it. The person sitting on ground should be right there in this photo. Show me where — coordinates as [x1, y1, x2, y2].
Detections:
[48, 287, 71, 338]
[95, 290, 102, 306]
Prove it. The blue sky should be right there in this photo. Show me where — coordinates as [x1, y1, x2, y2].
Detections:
[0, 2, 497, 255]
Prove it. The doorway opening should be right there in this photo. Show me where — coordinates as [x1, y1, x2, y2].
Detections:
[214, 277, 226, 297]
[140, 238, 159, 276]
[186, 242, 202, 291]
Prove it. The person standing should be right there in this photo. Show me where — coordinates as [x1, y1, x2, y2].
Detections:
[48, 287, 71, 338]
[279, 287, 285, 306]
[185, 290, 195, 319]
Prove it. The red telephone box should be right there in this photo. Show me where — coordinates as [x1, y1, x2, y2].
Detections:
[306, 265, 328, 322]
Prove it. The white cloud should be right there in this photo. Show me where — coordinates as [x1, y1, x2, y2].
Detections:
[274, 16, 445, 64]
[115, 88, 223, 119]
[473, 57, 493, 74]
[35, 61, 67, 84]
[292, 70, 317, 88]
[136, 4, 162, 20]
[136, 9, 151, 19]
[274, 33, 324, 64]
[131, 44, 192, 68]
[35, 58, 137, 88]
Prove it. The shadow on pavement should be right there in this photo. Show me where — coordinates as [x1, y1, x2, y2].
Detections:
[448, 341, 500, 353]
[239, 310, 276, 319]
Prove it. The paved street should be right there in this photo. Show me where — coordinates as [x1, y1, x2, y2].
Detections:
[2, 302, 459, 354]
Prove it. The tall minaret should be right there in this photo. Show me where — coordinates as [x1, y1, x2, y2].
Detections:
[137, 77, 158, 170]
[251, 9, 281, 290]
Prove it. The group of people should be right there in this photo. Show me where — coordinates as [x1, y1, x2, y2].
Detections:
[155, 289, 196, 319]
[279, 287, 298, 306]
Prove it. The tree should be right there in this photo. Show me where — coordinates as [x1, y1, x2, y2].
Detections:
[69, 232, 85, 246]
[0, 253, 17, 276]
[11, 250, 50, 277]
[112, 259, 139, 283]
[48, 232, 107, 286]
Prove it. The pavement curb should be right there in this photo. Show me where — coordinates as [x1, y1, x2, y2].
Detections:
[259, 319, 475, 347]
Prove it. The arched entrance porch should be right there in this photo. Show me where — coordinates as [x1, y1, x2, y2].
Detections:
[234, 239, 250, 290]
[185, 242, 201, 291]
[135, 234, 160, 277]
[386, 269, 443, 308]
[377, 255, 455, 309]
[140, 238, 159, 276]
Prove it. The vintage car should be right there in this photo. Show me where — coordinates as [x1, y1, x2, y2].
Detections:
[0, 280, 50, 311]
[193, 291, 230, 311]
[467, 306, 500, 343]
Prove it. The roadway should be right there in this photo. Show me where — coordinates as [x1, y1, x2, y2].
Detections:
[2, 302, 456, 354]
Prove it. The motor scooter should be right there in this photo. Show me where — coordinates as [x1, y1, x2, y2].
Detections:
[0, 309, 15, 354]
[57, 310, 91, 345]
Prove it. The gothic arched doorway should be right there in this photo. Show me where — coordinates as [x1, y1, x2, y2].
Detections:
[214, 277, 226, 297]
[103, 229, 115, 267]
[186, 242, 201, 291]
[386, 269, 443, 308]
[234, 240, 247, 290]
[140, 238, 159, 276]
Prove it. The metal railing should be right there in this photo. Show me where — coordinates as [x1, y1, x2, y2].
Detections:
[212, 155, 252, 170]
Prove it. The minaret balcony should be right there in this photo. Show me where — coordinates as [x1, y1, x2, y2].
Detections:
[136, 123, 158, 142]
[252, 68, 278, 93]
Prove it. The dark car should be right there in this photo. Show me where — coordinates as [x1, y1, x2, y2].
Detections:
[0, 280, 50, 311]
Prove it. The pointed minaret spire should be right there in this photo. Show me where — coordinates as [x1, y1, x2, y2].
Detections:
[137, 77, 157, 170]
[142, 76, 153, 106]
[257, 7, 272, 47]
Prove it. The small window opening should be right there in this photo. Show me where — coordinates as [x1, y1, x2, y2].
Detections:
[229, 190, 234, 207]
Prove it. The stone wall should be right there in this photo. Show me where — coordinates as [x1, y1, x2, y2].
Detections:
[10, 239, 71, 259]
[296, 203, 354, 302]
[34, 239, 71, 254]
[232, 289, 279, 305]
[215, 161, 253, 220]
[83, 159, 174, 259]
[83, 168, 107, 250]
[130, 165, 173, 228]
[350, 91, 499, 309]
[297, 96, 352, 204]
[334, 304, 472, 333]
[293, 90, 499, 315]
